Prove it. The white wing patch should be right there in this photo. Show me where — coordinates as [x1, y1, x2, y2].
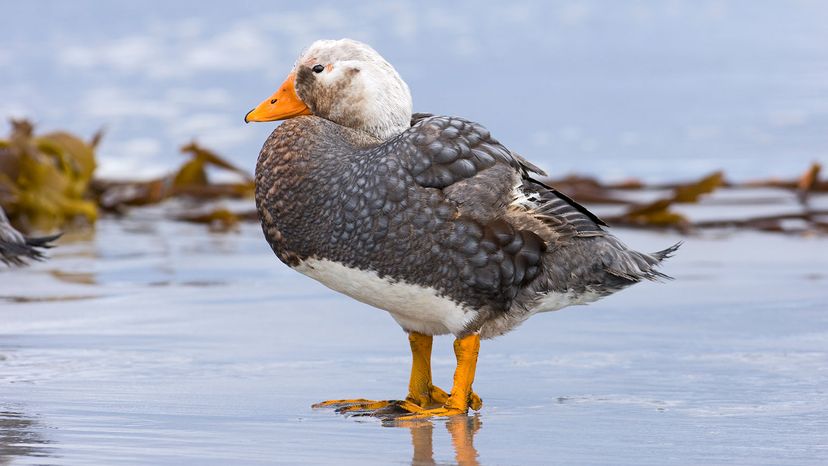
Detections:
[510, 181, 540, 211]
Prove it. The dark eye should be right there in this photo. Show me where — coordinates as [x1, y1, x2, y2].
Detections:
[312, 64, 325, 73]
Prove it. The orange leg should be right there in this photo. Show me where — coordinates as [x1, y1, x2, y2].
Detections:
[399, 333, 481, 419]
[313, 332, 482, 416]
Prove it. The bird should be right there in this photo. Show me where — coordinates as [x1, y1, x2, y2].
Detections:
[245, 39, 679, 419]
[0, 206, 59, 266]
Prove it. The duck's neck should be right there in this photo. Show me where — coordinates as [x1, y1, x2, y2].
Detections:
[328, 92, 411, 141]
[361, 119, 409, 141]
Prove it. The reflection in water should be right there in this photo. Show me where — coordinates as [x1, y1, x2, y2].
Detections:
[395, 415, 482, 466]
[0, 409, 55, 466]
[0, 295, 99, 303]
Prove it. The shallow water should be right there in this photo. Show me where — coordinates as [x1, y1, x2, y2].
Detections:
[1, 216, 826, 465]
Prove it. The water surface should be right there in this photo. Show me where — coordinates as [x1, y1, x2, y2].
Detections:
[1, 217, 826, 464]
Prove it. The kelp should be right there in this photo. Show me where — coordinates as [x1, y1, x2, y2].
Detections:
[537, 175, 630, 205]
[796, 162, 821, 204]
[545, 166, 826, 234]
[0, 120, 98, 233]
[604, 171, 724, 230]
[176, 207, 242, 232]
[93, 141, 254, 211]
[2, 119, 824, 236]
[1, 119, 255, 234]
[738, 162, 828, 192]
[611, 199, 690, 229]
[694, 211, 828, 234]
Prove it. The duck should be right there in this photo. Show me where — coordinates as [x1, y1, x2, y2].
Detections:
[0, 206, 58, 266]
[245, 38, 679, 419]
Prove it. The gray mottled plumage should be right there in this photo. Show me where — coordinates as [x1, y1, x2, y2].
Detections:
[255, 113, 678, 338]
[0, 206, 59, 266]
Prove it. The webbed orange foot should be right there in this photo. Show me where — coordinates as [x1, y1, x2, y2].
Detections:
[314, 384, 482, 418]
[313, 332, 483, 420]
[426, 385, 483, 412]
[312, 398, 423, 416]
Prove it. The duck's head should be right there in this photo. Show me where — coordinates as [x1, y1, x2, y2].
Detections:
[245, 39, 413, 141]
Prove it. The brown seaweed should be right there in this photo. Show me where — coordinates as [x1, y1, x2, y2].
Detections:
[0, 120, 98, 233]
[3, 118, 825, 236]
[92, 141, 254, 211]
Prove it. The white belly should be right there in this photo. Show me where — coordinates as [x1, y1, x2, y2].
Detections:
[294, 258, 477, 336]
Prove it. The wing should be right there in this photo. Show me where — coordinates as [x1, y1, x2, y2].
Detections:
[517, 177, 607, 237]
[400, 115, 606, 237]
[370, 115, 606, 308]
[402, 115, 542, 188]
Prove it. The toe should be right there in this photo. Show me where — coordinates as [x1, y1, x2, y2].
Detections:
[429, 385, 450, 403]
[312, 398, 379, 409]
[430, 386, 483, 411]
[469, 392, 483, 411]
[313, 398, 428, 417]
[335, 400, 395, 413]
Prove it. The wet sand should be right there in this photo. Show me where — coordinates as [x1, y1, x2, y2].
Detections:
[1, 216, 827, 465]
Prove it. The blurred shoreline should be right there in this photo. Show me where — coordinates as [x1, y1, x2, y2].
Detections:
[2, 119, 826, 237]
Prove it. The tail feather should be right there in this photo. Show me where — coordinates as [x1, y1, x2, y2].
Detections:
[26, 233, 62, 249]
[652, 241, 682, 262]
[603, 239, 681, 283]
[0, 233, 61, 266]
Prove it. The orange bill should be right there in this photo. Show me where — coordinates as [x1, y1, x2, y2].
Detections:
[244, 72, 312, 123]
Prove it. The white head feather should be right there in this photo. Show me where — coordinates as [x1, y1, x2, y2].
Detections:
[294, 39, 413, 140]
